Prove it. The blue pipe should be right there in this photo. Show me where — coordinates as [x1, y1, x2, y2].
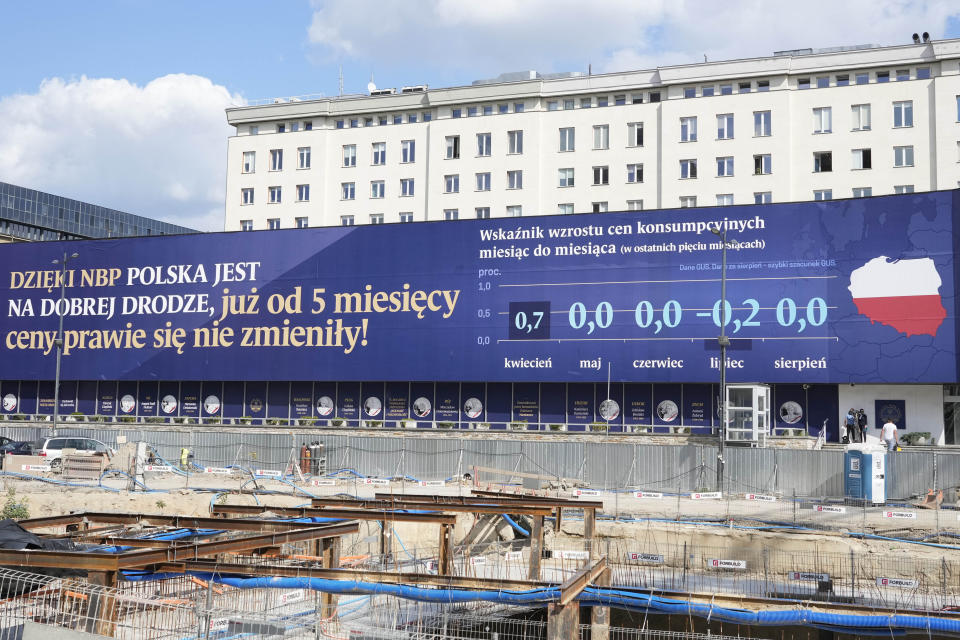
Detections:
[501, 513, 530, 537]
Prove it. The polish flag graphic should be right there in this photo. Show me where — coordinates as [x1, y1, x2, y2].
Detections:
[848, 256, 946, 337]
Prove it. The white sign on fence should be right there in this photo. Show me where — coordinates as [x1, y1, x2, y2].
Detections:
[815, 505, 846, 513]
[876, 577, 918, 589]
[420, 480, 446, 487]
[143, 465, 172, 473]
[882, 511, 917, 520]
[280, 589, 305, 604]
[554, 550, 590, 560]
[745, 493, 777, 502]
[469, 556, 486, 566]
[575, 489, 601, 497]
[311, 479, 337, 487]
[629, 552, 664, 564]
[255, 469, 283, 478]
[709, 559, 747, 570]
[791, 572, 830, 582]
[691, 492, 722, 500]
[209, 618, 229, 632]
[504, 551, 523, 561]
[204, 467, 232, 475]
[20, 464, 50, 472]
[634, 491, 663, 499]
[362, 478, 390, 486]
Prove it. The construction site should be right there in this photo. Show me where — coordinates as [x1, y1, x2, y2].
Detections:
[0, 426, 955, 639]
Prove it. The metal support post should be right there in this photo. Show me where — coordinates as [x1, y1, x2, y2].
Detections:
[528, 514, 544, 580]
[546, 600, 579, 640]
[321, 536, 341, 618]
[439, 523, 453, 575]
[584, 507, 596, 558]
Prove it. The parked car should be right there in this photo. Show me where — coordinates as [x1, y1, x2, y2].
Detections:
[0, 441, 33, 456]
[31, 437, 115, 471]
[0, 437, 12, 449]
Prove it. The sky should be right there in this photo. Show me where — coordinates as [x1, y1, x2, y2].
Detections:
[1, 0, 959, 231]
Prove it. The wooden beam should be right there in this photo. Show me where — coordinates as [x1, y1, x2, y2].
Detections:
[23, 512, 347, 532]
[309, 497, 553, 517]
[546, 600, 579, 640]
[584, 508, 596, 558]
[558, 556, 607, 606]
[213, 504, 459, 523]
[528, 514, 544, 580]
[373, 492, 604, 510]
[321, 537, 341, 618]
[438, 523, 453, 576]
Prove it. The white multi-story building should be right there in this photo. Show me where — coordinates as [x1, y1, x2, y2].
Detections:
[224, 37, 960, 231]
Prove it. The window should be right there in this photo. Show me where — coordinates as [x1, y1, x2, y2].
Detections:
[444, 209, 459, 221]
[597, 97, 608, 107]
[558, 168, 575, 187]
[336, 120, 344, 129]
[754, 192, 772, 204]
[917, 67, 930, 79]
[476, 172, 491, 191]
[593, 125, 609, 149]
[754, 111, 771, 136]
[593, 166, 609, 185]
[627, 163, 643, 183]
[813, 107, 832, 133]
[342, 145, 356, 167]
[291, 122, 300, 132]
[467, 107, 477, 117]
[341, 182, 355, 200]
[559, 127, 575, 151]
[798, 78, 811, 90]
[852, 104, 871, 131]
[400, 178, 414, 196]
[814, 151, 832, 172]
[680, 159, 698, 179]
[684, 87, 696, 98]
[738, 82, 751, 93]
[371, 181, 385, 198]
[717, 114, 734, 139]
[514, 102, 524, 112]
[581, 97, 592, 108]
[816, 76, 829, 88]
[814, 189, 832, 201]
[628, 122, 644, 146]
[445, 136, 460, 159]
[836, 74, 849, 86]
[241, 188, 254, 205]
[896, 69, 909, 81]
[277, 123, 286, 133]
[680, 116, 697, 142]
[558, 203, 574, 215]
[877, 71, 889, 83]
[423, 112, 432, 121]
[893, 101, 913, 127]
[852, 148, 872, 170]
[268, 218, 280, 230]
[564, 99, 575, 110]
[268, 186, 281, 203]
[294, 147, 310, 171]
[399, 212, 414, 223]
[296, 216, 308, 228]
[372, 142, 386, 165]
[716, 156, 734, 177]
[720, 84, 733, 95]
[242, 151, 255, 173]
[680, 196, 697, 208]
[856, 73, 869, 85]
[297, 184, 310, 202]
[508, 130, 523, 154]
[507, 205, 522, 217]
[507, 170, 523, 190]
[627, 199, 643, 211]
[444, 174, 459, 193]
[615, 94, 626, 105]
[476, 207, 491, 219]
[499, 104, 509, 114]
[649, 91, 661, 102]
[401, 140, 415, 163]
[894, 185, 915, 194]
[477, 133, 491, 156]
[270, 149, 283, 171]
[452, 108, 462, 119]
[394, 114, 403, 124]
[547, 101, 559, 111]
[716, 194, 734, 206]
[249, 125, 259, 135]
[753, 154, 772, 175]
[370, 214, 384, 224]
[240, 220, 253, 231]
[758, 80, 769, 92]
[341, 215, 354, 226]
[853, 187, 873, 198]
[592, 202, 608, 213]
[894, 145, 914, 167]
[350, 119, 358, 128]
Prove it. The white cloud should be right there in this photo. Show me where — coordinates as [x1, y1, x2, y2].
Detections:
[0, 74, 242, 232]
[307, 0, 960, 79]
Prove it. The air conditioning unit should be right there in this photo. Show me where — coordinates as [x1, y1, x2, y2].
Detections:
[401, 85, 428, 94]
[370, 88, 397, 96]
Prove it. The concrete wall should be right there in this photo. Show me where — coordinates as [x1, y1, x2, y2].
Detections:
[838, 384, 944, 443]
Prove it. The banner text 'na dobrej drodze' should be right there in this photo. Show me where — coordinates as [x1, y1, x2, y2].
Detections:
[1, 190, 958, 384]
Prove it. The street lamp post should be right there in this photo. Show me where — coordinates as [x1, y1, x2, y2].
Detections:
[51, 252, 78, 437]
[710, 229, 730, 490]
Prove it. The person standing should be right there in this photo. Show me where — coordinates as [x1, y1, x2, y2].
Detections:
[881, 418, 898, 452]
[844, 409, 856, 443]
[857, 409, 868, 443]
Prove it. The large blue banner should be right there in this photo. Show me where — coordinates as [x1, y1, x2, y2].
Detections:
[0, 192, 957, 384]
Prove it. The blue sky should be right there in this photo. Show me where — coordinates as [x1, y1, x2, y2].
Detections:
[1, 0, 959, 230]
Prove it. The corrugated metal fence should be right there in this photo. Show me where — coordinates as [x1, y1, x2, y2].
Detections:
[1, 425, 953, 499]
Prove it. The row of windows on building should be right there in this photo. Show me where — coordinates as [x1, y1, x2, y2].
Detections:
[239, 180, 924, 231]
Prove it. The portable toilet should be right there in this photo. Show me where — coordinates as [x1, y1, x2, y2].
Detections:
[843, 444, 887, 504]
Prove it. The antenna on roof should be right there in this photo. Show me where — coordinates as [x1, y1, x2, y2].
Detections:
[367, 73, 376, 94]
[338, 65, 343, 97]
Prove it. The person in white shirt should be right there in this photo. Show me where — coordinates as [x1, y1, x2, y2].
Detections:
[881, 419, 898, 451]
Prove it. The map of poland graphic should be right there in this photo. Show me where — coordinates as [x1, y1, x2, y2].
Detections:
[848, 256, 947, 337]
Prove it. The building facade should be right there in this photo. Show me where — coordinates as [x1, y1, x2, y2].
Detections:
[224, 38, 960, 231]
[0, 182, 194, 242]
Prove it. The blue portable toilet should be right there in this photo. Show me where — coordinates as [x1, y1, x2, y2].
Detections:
[844, 445, 887, 503]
